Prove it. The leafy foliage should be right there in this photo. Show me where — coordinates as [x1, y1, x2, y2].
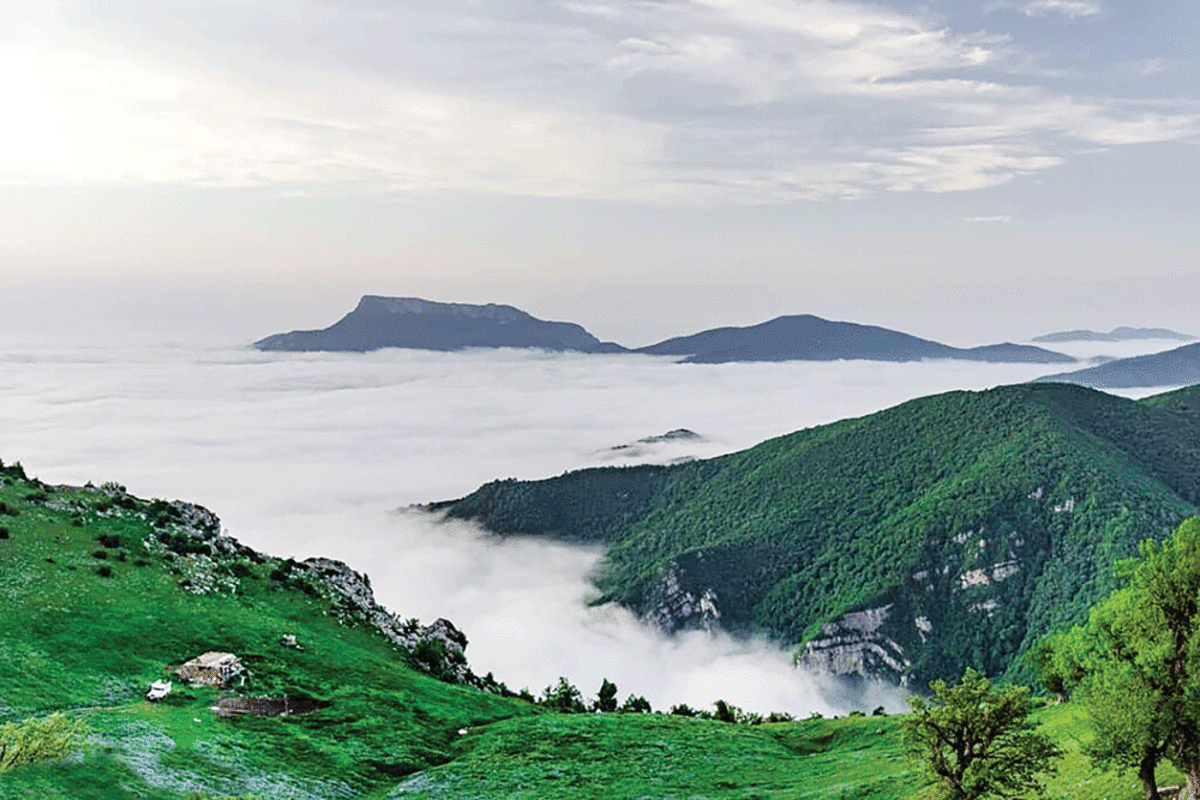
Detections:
[0, 714, 85, 774]
[903, 669, 1061, 800]
[1034, 516, 1200, 799]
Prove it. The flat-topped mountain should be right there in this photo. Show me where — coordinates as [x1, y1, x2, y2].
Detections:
[636, 315, 1076, 364]
[435, 383, 1200, 687]
[254, 296, 627, 354]
[1033, 326, 1196, 343]
[1037, 342, 1200, 389]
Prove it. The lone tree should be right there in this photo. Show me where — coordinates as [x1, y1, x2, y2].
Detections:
[593, 678, 618, 713]
[1034, 517, 1200, 800]
[902, 668, 1061, 800]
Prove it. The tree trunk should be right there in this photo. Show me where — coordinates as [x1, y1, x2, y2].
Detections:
[1174, 727, 1200, 800]
[1139, 750, 1161, 800]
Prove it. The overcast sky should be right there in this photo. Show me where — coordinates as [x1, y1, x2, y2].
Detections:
[1, 0, 1196, 346]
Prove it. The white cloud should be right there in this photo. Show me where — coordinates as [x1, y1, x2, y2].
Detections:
[0, 0, 1191, 203]
[1018, 0, 1102, 18]
[8, 341, 1084, 713]
[965, 214, 1013, 223]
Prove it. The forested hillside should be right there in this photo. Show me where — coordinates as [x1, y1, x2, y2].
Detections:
[439, 383, 1200, 687]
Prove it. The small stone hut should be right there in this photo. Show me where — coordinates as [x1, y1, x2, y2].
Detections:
[176, 652, 243, 687]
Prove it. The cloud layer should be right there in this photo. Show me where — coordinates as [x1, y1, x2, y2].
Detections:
[4, 335, 1174, 712]
[0, 0, 1194, 202]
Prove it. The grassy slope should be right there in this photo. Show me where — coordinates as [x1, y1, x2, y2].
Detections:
[0, 464, 533, 798]
[444, 383, 1200, 684]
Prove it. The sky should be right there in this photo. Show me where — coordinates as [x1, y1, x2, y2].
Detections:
[0, 0, 1197, 346]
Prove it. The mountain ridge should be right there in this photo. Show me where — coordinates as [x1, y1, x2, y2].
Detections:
[434, 382, 1200, 687]
[254, 298, 1076, 364]
[637, 314, 1076, 364]
[1033, 326, 1196, 343]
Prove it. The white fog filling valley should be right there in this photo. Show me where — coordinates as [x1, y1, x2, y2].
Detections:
[0, 337, 1169, 715]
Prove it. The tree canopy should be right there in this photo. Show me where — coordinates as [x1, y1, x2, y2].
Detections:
[902, 668, 1061, 800]
[1032, 517, 1200, 800]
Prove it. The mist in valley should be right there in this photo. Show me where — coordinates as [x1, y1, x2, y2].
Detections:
[0, 334, 1173, 715]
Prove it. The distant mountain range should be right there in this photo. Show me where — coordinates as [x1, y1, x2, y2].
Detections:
[1033, 326, 1196, 343]
[1037, 342, 1200, 389]
[256, 297, 1076, 365]
[430, 382, 1200, 688]
[254, 296, 627, 354]
[636, 315, 1074, 364]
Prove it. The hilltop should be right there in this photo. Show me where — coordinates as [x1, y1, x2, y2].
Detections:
[436, 382, 1200, 688]
[254, 296, 627, 354]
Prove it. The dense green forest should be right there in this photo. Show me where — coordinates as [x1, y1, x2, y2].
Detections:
[441, 383, 1200, 686]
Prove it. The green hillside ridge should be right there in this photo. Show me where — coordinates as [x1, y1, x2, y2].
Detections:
[0, 456, 1189, 799]
[0, 461, 537, 798]
[438, 382, 1200, 687]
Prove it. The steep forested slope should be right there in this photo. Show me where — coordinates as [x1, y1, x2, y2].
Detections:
[439, 383, 1200, 687]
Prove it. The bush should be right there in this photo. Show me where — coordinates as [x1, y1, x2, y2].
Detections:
[540, 677, 586, 713]
[0, 714, 85, 773]
[95, 566, 113, 578]
[620, 695, 652, 714]
[0, 527, 9, 540]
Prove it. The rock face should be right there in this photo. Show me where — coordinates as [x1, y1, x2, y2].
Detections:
[1037, 342, 1200, 389]
[254, 296, 627, 354]
[799, 606, 911, 685]
[642, 561, 722, 631]
[636, 315, 1075, 364]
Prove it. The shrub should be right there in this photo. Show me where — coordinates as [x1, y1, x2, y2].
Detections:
[95, 566, 113, 578]
[540, 677, 587, 713]
[620, 695, 652, 714]
[0, 714, 85, 773]
[0, 527, 8, 540]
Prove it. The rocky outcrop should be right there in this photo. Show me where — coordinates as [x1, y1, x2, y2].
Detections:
[297, 557, 482, 687]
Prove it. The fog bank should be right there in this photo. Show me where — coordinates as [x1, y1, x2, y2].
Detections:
[1, 338, 1169, 713]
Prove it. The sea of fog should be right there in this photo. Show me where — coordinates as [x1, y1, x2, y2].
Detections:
[0, 336, 1176, 716]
